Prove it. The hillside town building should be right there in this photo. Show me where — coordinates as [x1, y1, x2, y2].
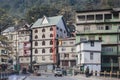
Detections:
[75, 8, 120, 71]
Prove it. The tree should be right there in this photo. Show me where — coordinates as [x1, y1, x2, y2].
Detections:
[0, 8, 14, 33]
[25, 5, 60, 24]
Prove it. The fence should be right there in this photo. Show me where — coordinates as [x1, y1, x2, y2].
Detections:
[0, 71, 11, 80]
[78, 71, 120, 78]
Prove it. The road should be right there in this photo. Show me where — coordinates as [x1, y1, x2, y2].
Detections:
[8, 73, 119, 80]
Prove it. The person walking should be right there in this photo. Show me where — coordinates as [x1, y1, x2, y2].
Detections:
[85, 66, 89, 77]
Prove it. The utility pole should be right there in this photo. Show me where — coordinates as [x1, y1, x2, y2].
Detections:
[29, 29, 33, 73]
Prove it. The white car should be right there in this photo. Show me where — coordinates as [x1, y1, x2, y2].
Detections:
[54, 68, 63, 76]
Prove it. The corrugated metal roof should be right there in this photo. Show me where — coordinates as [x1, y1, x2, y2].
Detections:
[31, 15, 63, 28]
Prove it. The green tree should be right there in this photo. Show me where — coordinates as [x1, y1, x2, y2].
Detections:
[25, 5, 60, 23]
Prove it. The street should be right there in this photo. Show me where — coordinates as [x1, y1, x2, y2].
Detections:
[8, 73, 119, 80]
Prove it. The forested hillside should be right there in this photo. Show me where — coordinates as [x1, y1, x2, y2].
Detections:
[0, 0, 120, 30]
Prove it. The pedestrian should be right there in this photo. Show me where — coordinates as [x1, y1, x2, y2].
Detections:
[85, 66, 89, 77]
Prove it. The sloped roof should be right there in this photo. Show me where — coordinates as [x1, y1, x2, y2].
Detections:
[31, 15, 63, 28]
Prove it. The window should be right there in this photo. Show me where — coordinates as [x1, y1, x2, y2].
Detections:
[42, 56, 45, 60]
[62, 47, 66, 51]
[96, 14, 103, 20]
[50, 34, 53, 37]
[113, 13, 119, 19]
[102, 47, 113, 52]
[42, 49, 45, 53]
[42, 41, 45, 45]
[80, 37, 86, 41]
[105, 14, 112, 19]
[89, 36, 95, 40]
[90, 41, 94, 47]
[64, 31, 66, 33]
[57, 34, 59, 37]
[57, 27, 59, 30]
[42, 34, 45, 38]
[42, 28, 45, 32]
[34, 29, 38, 33]
[78, 15, 85, 21]
[99, 37, 102, 40]
[35, 41, 38, 46]
[50, 27, 53, 31]
[105, 26, 111, 30]
[50, 40, 53, 45]
[35, 35, 38, 39]
[35, 49, 38, 54]
[60, 29, 62, 32]
[64, 54, 69, 58]
[71, 48, 75, 52]
[84, 25, 90, 31]
[97, 25, 104, 30]
[87, 15, 94, 20]
[90, 52, 93, 60]
[50, 48, 53, 53]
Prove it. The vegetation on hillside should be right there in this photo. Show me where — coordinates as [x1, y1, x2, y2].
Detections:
[0, 0, 120, 30]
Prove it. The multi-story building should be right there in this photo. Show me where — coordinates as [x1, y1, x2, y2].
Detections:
[76, 40, 101, 76]
[18, 24, 31, 70]
[2, 27, 20, 71]
[75, 8, 120, 71]
[0, 41, 9, 66]
[58, 37, 76, 69]
[31, 15, 68, 71]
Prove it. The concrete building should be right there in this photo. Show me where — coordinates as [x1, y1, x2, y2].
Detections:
[75, 8, 120, 71]
[18, 24, 31, 70]
[2, 27, 19, 71]
[31, 15, 68, 71]
[58, 37, 76, 69]
[76, 40, 101, 76]
[0, 41, 9, 66]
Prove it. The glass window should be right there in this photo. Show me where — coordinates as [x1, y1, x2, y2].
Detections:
[84, 25, 90, 31]
[91, 41, 94, 47]
[78, 15, 85, 21]
[87, 15, 94, 20]
[42, 41, 45, 45]
[42, 49, 45, 53]
[42, 28, 45, 32]
[90, 52, 93, 60]
[96, 14, 103, 20]
[35, 35, 38, 39]
[35, 41, 38, 46]
[105, 14, 112, 19]
[35, 49, 38, 54]
[50, 40, 53, 45]
[50, 34, 53, 37]
[42, 34, 45, 38]
[50, 48, 53, 53]
[34, 29, 38, 33]
[113, 13, 119, 19]
[50, 27, 53, 31]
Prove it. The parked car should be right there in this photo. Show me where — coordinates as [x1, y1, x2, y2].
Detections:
[54, 68, 62, 77]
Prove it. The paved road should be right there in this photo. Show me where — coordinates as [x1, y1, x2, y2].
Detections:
[8, 73, 120, 80]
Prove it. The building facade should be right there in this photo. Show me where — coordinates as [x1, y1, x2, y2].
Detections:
[2, 27, 20, 71]
[75, 8, 120, 71]
[76, 40, 101, 76]
[58, 37, 76, 69]
[31, 15, 68, 71]
[18, 24, 31, 70]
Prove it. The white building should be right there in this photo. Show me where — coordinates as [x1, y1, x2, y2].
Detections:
[58, 37, 76, 69]
[76, 40, 101, 76]
[31, 15, 68, 71]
